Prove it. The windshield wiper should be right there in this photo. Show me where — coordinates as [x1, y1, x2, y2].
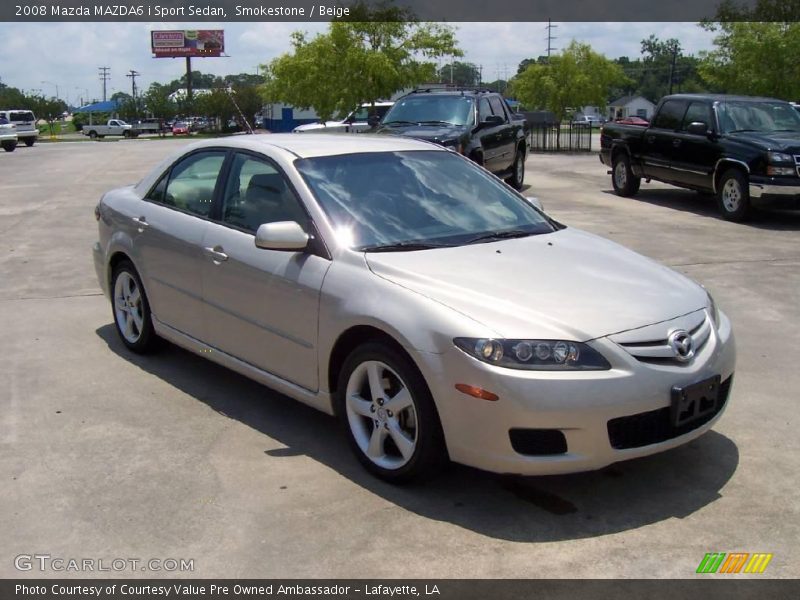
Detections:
[360, 241, 453, 252]
[728, 129, 759, 133]
[383, 120, 419, 127]
[464, 229, 535, 245]
[417, 120, 459, 126]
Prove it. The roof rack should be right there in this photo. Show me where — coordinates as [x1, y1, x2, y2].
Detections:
[409, 86, 497, 95]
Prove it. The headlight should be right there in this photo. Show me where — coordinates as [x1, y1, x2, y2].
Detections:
[767, 151, 794, 164]
[706, 291, 720, 330]
[453, 338, 611, 371]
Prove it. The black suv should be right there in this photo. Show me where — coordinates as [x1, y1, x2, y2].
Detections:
[374, 88, 528, 189]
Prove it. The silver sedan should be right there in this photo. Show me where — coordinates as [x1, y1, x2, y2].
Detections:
[93, 134, 736, 482]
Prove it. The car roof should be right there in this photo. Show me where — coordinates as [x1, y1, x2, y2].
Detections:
[663, 93, 790, 103]
[186, 133, 443, 159]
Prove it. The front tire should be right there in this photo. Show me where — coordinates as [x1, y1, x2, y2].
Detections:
[336, 343, 447, 483]
[506, 147, 525, 190]
[111, 261, 157, 353]
[717, 169, 751, 222]
[611, 152, 641, 197]
[2, 141, 16, 152]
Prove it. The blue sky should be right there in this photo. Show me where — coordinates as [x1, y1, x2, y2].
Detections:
[0, 22, 717, 104]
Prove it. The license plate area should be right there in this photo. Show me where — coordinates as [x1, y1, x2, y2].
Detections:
[671, 375, 721, 427]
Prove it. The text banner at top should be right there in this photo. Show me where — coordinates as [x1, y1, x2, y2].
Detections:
[3, 0, 792, 23]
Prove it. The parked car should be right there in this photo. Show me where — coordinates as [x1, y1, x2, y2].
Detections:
[0, 115, 17, 152]
[93, 134, 735, 482]
[374, 88, 528, 189]
[600, 94, 800, 221]
[293, 102, 394, 134]
[172, 122, 190, 136]
[573, 114, 605, 127]
[614, 116, 649, 126]
[0, 109, 39, 146]
[83, 119, 140, 139]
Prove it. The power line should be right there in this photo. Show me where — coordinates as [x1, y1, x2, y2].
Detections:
[98, 66, 110, 102]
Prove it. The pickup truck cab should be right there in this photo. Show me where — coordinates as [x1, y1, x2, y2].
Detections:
[83, 119, 139, 139]
[374, 88, 528, 189]
[0, 115, 18, 152]
[0, 110, 38, 146]
[600, 94, 800, 221]
[293, 102, 394, 133]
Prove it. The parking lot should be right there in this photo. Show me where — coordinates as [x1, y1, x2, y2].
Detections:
[1, 139, 798, 578]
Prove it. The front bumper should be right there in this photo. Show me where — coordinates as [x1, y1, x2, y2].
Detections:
[93, 241, 109, 298]
[417, 311, 736, 476]
[749, 176, 800, 201]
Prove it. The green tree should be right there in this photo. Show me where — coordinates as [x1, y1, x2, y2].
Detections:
[437, 61, 480, 86]
[510, 41, 629, 123]
[698, 21, 800, 99]
[143, 83, 177, 120]
[263, 2, 461, 121]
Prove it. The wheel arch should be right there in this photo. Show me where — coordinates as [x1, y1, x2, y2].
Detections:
[713, 159, 749, 194]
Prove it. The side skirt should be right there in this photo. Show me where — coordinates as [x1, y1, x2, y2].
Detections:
[152, 318, 335, 416]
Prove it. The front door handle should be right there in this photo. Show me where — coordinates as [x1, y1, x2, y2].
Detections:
[204, 245, 228, 263]
[673, 139, 682, 147]
[132, 216, 149, 232]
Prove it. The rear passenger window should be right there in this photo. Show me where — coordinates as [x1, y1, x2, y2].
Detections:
[162, 151, 226, 217]
[652, 100, 687, 130]
[488, 97, 508, 121]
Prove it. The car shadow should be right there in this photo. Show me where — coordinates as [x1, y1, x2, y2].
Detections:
[602, 187, 800, 231]
[96, 324, 740, 543]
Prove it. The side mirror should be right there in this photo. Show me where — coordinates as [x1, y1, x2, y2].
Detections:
[367, 115, 381, 128]
[525, 196, 544, 211]
[255, 221, 309, 251]
[686, 121, 710, 136]
[481, 114, 504, 128]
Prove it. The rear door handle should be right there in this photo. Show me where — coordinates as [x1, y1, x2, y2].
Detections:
[132, 216, 149, 232]
[204, 245, 228, 263]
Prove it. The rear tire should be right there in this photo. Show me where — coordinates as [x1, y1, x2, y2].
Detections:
[506, 147, 525, 190]
[24, 138, 35, 147]
[88, 131, 98, 139]
[611, 152, 641, 197]
[110, 261, 158, 354]
[336, 342, 447, 483]
[716, 168, 751, 222]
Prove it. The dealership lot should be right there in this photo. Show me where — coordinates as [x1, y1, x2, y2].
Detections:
[1, 140, 798, 578]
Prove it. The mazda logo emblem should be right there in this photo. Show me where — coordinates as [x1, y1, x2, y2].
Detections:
[668, 330, 695, 362]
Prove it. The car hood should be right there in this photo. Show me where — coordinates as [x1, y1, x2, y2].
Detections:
[728, 130, 800, 153]
[376, 123, 468, 143]
[364, 228, 707, 341]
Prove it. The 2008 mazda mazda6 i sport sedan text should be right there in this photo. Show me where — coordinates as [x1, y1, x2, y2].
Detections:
[92, 134, 736, 482]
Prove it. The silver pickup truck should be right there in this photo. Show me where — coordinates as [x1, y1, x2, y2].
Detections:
[83, 119, 140, 139]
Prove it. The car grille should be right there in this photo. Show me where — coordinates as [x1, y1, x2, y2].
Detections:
[616, 313, 711, 364]
[607, 376, 732, 450]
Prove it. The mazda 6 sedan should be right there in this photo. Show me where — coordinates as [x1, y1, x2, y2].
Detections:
[93, 134, 736, 482]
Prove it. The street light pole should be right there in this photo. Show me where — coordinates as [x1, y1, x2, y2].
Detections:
[41, 80, 59, 100]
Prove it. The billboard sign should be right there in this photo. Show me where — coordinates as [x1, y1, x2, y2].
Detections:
[151, 30, 224, 58]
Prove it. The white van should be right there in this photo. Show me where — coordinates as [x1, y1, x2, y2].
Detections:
[0, 110, 39, 146]
[293, 102, 393, 133]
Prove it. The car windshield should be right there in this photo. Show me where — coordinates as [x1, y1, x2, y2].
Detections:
[296, 150, 554, 250]
[717, 100, 800, 133]
[382, 96, 474, 126]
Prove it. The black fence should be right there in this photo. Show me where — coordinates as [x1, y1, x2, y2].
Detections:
[527, 122, 594, 153]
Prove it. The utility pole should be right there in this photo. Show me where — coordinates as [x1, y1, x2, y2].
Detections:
[126, 70, 140, 116]
[668, 46, 678, 95]
[546, 19, 558, 61]
[98, 66, 110, 102]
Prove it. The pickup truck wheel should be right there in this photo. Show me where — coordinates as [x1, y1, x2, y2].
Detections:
[2, 141, 17, 152]
[24, 138, 35, 147]
[612, 153, 640, 197]
[88, 131, 98, 139]
[717, 169, 751, 222]
[123, 130, 131, 138]
[506, 148, 525, 190]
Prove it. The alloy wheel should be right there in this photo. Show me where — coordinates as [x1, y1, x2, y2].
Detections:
[722, 178, 742, 212]
[614, 161, 627, 189]
[114, 271, 144, 344]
